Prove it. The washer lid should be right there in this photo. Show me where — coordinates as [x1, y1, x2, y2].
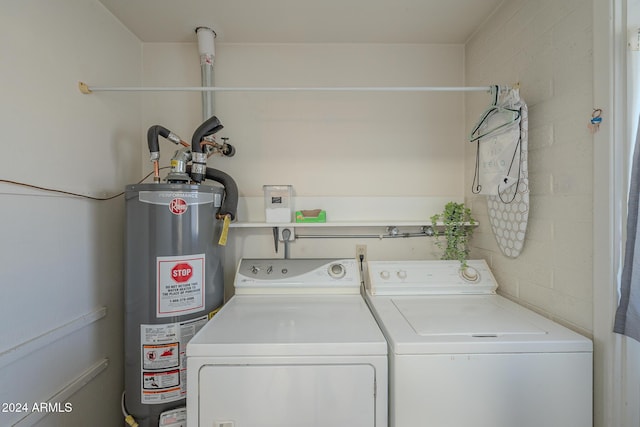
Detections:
[187, 295, 387, 357]
[393, 297, 545, 337]
[366, 294, 592, 354]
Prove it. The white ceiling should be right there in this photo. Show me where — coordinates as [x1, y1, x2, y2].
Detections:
[97, 0, 504, 44]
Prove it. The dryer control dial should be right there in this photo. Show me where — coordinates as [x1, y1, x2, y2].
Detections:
[379, 270, 391, 280]
[396, 270, 408, 280]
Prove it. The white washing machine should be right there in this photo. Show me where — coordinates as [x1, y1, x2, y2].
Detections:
[364, 259, 592, 427]
[187, 258, 388, 427]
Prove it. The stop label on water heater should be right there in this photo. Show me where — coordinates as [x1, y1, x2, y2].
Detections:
[171, 263, 193, 283]
[157, 254, 205, 317]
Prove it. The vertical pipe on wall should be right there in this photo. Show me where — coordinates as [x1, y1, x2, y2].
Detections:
[196, 27, 216, 121]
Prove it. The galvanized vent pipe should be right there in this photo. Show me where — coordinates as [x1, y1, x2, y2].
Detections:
[196, 27, 216, 120]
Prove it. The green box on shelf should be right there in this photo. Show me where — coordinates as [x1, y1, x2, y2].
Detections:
[295, 209, 326, 223]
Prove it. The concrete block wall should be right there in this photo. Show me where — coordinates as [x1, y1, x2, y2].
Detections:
[465, 0, 594, 334]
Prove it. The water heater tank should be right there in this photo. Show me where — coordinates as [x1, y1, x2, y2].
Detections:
[124, 183, 225, 427]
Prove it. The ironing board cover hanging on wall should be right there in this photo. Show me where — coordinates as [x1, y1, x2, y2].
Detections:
[482, 89, 529, 258]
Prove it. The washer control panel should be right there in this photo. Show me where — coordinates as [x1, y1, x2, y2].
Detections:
[367, 259, 498, 296]
[235, 258, 360, 295]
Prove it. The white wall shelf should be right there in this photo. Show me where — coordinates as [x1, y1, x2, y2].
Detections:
[227, 196, 478, 260]
[232, 196, 477, 242]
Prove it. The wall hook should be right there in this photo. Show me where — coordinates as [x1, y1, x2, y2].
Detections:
[588, 108, 602, 134]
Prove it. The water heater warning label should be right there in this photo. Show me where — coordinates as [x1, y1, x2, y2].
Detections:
[157, 254, 205, 318]
[143, 343, 179, 370]
[143, 369, 180, 390]
[140, 316, 208, 404]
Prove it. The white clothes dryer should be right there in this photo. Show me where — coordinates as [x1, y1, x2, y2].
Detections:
[187, 258, 388, 427]
[364, 259, 592, 427]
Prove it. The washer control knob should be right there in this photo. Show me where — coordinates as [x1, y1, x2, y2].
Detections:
[250, 266, 260, 275]
[380, 270, 391, 280]
[397, 270, 407, 279]
[328, 263, 346, 279]
[460, 266, 480, 283]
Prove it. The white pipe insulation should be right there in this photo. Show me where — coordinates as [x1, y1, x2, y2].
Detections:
[196, 27, 216, 121]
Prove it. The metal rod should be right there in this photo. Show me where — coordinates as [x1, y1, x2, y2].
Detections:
[296, 232, 434, 239]
[80, 83, 503, 94]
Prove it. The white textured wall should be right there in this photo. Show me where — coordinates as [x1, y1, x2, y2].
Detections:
[214, 43, 466, 198]
[465, 0, 593, 334]
[143, 43, 467, 286]
[0, 1, 142, 426]
[143, 43, 466, 197]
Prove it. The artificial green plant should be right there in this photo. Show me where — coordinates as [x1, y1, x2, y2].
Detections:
[430, 202, 476, 269]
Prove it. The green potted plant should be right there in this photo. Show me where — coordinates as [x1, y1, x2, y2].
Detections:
[430, 202, 476, 270]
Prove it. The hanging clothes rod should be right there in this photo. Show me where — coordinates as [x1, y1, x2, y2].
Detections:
[78, 81, 509, 94]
